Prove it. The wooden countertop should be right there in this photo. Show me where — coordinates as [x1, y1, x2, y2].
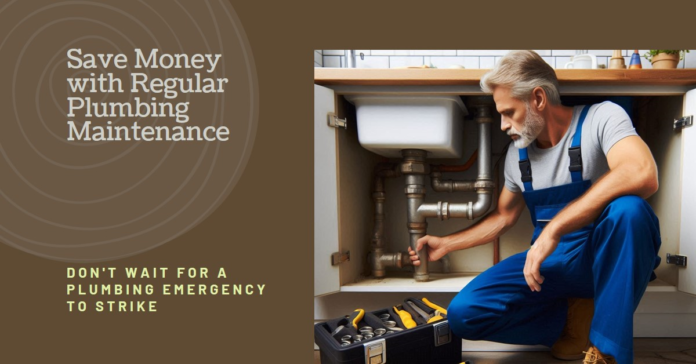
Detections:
[315, 68, 696, 87]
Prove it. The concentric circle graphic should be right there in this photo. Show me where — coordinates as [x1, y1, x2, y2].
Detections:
[0, 0, 258, 261]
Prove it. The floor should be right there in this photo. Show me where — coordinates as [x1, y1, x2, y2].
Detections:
[314, 338, 696, 363]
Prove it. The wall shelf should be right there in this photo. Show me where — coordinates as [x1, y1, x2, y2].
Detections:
[340, 273, 676, 293]
[315, 68, 696, 87]
[341, 273, 477, 293]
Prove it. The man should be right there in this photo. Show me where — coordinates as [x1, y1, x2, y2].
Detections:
[408, 50, 661, 364]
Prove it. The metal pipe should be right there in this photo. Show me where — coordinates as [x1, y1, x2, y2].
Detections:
[470, 193, 493, 219]
[345, 50, 356, 68]
[370, 175, 387, 277]
[471, 107, 494, 219]
[492, 143, 502, 266]
[373, 250, 410, 276]
[421, 193, 493, 220]
[422, 153, 494, 218]
[429, 107, 492, 193]
[344, 50, 364, 68]
[418, 105, 495, 221]
[430, 172, 477, 193]
[370, 106, 495, 280]
[476, 115, 493, 180]
[372, 176, 385, 247]
[416, 203, 439, 219]
[369, 163, 406, 278]
[381, 252, 411, 268]
[441, 254, 451, 273]
[402, 150, 429, 282]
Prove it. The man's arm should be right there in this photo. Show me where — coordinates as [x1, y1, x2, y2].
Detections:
[408, 186, 526, 266]
[523, 135, 658, 291]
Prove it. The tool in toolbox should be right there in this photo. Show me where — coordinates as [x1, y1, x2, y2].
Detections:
[407, 300, 444, 324]
[331, 325, 345, 336]
[348, 308, 365, 329]
[315, 297, 463, 364]
[393, 305, 417, 329]
[422, 297, 448, 316]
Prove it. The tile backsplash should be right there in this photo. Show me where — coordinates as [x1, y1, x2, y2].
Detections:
[317, 50, 696, 69]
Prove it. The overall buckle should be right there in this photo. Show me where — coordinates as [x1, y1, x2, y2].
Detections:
[568, 147, 582, 172]
[519, 160, 532, 183]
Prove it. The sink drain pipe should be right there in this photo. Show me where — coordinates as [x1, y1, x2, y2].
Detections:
[402, 149, 430, 282]
[415, 106, 495, 280]
[419, 106, 494, 220]
[369, 105, 494, 281]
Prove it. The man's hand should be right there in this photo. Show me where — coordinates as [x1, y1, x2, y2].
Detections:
[524, 231, 560, 292]
[408, 235, 449, 266]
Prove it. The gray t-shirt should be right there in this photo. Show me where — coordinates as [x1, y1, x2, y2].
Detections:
[504, 101, 638, 193]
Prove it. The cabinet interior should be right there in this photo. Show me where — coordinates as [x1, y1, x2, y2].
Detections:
[333, 94, 684, 289]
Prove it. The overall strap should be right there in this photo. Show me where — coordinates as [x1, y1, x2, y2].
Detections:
[518, 148, 533, 191]
[569, 105, 590, 182]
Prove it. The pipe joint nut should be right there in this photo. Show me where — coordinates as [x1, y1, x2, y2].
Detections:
[401, 161, 427, 175]
[405, 186, 425, 195]
[433, 179, 453, 193]
[474, 180, 495, 191]
[474, 105, 494, 124]
[393, 252, 404, 268]
[438, 201, 450, 221]
[408, 222, 428, 232]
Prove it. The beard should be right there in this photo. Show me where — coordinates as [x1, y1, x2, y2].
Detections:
[508, 102, 545, 148]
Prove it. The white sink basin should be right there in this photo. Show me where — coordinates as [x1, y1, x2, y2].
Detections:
[345, 95, 467, 158]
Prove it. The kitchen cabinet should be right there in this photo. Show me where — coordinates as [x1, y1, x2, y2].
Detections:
[314, 69, 696, 337]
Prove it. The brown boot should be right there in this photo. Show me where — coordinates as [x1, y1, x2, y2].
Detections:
[583, 345, 617, 364]
[551, 298, 594, 360]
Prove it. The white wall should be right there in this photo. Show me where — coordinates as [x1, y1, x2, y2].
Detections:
[316, 50, 696, 69]
[314, 50, 322, 67]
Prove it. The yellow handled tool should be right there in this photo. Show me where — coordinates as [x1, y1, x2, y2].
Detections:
[428, 315, 444, 324]
[348, 309, 365, 330]
[422, 297, 448, 316]
[393, 306, 417, 329]
[407, 300, 444, 324]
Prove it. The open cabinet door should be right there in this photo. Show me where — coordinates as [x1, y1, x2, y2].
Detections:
[679, 89, 696, 295]
[314, 85, 340, 296]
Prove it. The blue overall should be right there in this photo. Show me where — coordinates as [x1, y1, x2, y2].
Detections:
[447, 105, 662, 364]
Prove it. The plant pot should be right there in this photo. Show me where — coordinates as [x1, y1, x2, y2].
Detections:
[651, 53, 680, 69]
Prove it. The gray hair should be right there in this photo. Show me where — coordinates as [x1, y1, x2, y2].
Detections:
[480, 50, 561, 105]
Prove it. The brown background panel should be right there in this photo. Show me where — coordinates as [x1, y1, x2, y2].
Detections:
[0, 0, 695, 363]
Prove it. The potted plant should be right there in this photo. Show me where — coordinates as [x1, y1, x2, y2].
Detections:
[643, 50, 690, 69]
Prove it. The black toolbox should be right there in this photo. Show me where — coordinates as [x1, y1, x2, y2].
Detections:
[314, 297, 462, 364]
